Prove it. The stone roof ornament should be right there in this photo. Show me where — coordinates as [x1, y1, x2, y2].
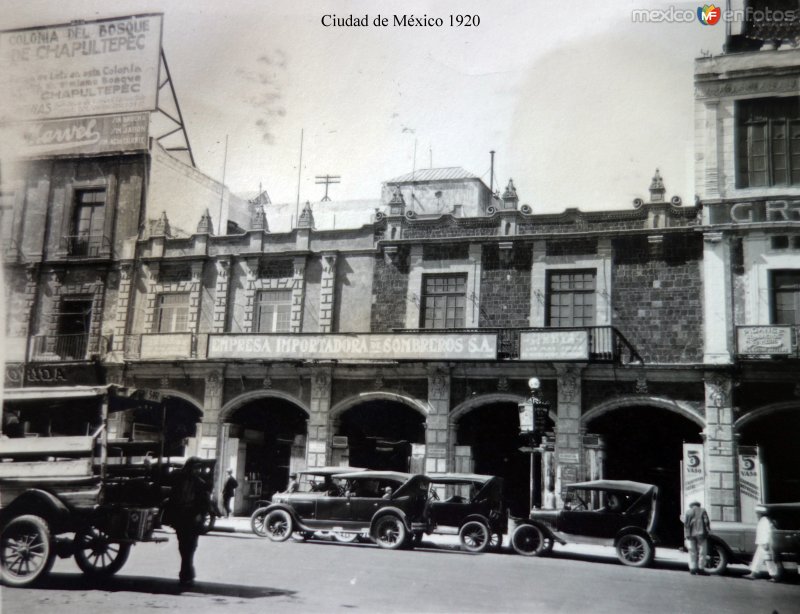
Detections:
[389, 187, 405, 206]
[649, 169, 665, 202]
[297, 200, 315, 229]
[251, 203, 268, 231]
[197, 209, 213, 234]
[501, 179, 518, 210]
[151, 211, 171, 237]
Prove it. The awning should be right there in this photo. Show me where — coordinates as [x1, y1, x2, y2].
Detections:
[2, 385, 117, 402]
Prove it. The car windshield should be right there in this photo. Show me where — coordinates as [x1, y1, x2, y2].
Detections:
[565, 489, 637, 513]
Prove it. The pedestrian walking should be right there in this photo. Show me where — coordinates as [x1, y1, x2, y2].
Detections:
[744, 508, 784, 582]
[684, 500, 711, 575]
[286, 472, 299, 493]
[222, 468, 238, 518]
[165, 457, 211, 586]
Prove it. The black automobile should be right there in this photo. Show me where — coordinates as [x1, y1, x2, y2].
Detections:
[511, 479, 661, 567]
[426, 473, 507, 553]
[258, 471, 431, 549]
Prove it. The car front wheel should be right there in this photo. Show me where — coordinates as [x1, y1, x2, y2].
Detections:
[373, 515, 406, 550]
[616, 534, 654, 567]
[250, 508, 269, 537]
[0, 515, 55, 587]
[706, 541, 729, 575]
[459, 521, 491, 553]
[511, 524, 546, 557]
[263, 510, 293, 542]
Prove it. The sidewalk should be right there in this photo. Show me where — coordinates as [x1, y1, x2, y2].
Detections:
[210, 516, 689, 564]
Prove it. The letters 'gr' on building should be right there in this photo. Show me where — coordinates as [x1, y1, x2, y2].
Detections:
[2, 5, 799, 530]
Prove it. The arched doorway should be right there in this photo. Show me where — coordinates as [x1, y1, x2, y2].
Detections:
[456, 401, 552, 516]
[224, 395, 308, 507]
[738, 404, 800, 503]
[585, 402, 703, 546]
[335, 400, 425, 472]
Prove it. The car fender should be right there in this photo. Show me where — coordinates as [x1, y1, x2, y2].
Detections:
[614, 526, 654, 547]
[515, 518, 566, 545]
[459, 513, 491, 529]
[706, 534, 744, 564]
[259, 503, 305, 529]
[0, 489, 72, 534]
[370, 506, 411, 534]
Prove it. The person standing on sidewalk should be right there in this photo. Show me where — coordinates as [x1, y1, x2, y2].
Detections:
[222, 469, 238, 518]
[684, 500, 711, 575]
[166, 457, 211, 587]
[744, 508, 784, 582]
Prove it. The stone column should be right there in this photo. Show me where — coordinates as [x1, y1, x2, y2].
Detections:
[554, 364, 584, 495]
[112, 263, 134, 352]
[703, 232, 732, 365]
[212, 258, 231, 333]
[704, 373, 737, 522]
[291, 256, 307, 333]
[426, 367, 450, 474]
[308, 368, 332, 468]
[319, 253, 338, 333]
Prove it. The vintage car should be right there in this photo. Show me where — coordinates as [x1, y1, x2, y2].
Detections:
[510, 479, 661, 567]
[707, 502, 800, 575]
[250, 466, 365, 541]
[425, 473, 507, 553]
[257, 470, 431, 549]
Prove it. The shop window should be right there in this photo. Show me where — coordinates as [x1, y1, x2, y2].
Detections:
[421, 274, 466, 329]
[546, 270, 596, 328]
[156, 293, 190, 333]
[736, 97, 800, 188]
[772, 270, 800, 325]
[70, 188, 106, 256]
[55, 296, 92, 359]
[255, 289, 292, 333]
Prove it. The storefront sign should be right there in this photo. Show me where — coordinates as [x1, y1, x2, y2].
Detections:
[681, 443, 705, 510]
[0, 14, 162, 121]
[519, 330, 589, 361]
[739, 448, 763, 524]
[140, 333, 193, 359]
[2, 113, 149, 157]
[708, 199, 800, 225]
[207, 333, 498, 361]
[736, 326, 793, 355]
[558, 452, 580, 464]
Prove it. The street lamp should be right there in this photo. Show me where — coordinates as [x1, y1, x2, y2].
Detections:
[519, 377, 550, 513]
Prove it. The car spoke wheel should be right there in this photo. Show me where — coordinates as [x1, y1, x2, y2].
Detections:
[374, 515, 406, 550]
[616, 534, 654, 568]
[1, 515, 55, 587]
[250, 508, 269, 537]
[263, 510, 293, 542]
[459, 521, 491, 553]
[706, 541, 729, 575]
[74, 526, 131, 577]
[511, 524, 546, 557]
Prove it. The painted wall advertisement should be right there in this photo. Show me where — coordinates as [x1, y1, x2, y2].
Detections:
[738, 447, 763, 525]
[0, 13, 162, 121]
[681, 443, 705, 511]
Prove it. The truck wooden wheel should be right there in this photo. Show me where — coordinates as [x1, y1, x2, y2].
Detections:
[0, 515, 55, 587]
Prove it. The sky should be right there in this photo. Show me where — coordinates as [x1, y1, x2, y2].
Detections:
[0, 0, 725, 213]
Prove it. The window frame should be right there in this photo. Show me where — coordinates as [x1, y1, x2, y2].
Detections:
[70, 188, 107, 256]
[156, 292, 190, 333]
[254, 289, 293, 333]
[545, 269, 597, 328]
[420, 273, 468, 330]
[771, 270, 800, 326]
[736, 97, 800, 189]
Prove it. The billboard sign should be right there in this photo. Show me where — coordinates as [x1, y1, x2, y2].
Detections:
[736, 326, 793, 356]
[207, 333, 498, 361]
[0, 14, 163, 121]
[2, 112, 149, 157]
[738, 447, 763, 524]
[681, 443, 705, 511]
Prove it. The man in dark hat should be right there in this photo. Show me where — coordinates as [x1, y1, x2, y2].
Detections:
[166, 457, 211, 586]
[683, 500, 711, 575]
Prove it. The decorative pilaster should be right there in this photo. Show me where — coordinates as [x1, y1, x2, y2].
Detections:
[308, 368, 332, 468]
[704, 373, 737, 522]
[143, 263, 160, 332]
[188, 261, 204, 332]
[291, 256, 307, 333]
[426, 367, 450, 473]
[319, 253, 338, 333]
[212, 258, 231, 333]
[703, 232, 732, 364]
[112, 263, 134, 352]
[20, 264, 39, 337]
[554, 364, 584, 494]
[242, 257, 259, 332]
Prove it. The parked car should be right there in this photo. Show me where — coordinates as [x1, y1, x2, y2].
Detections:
[257, 470, 431, 549]
[510, 479, 661, 567]
[707, 502, 800, 575]
[251, 466, 365, 541]
[426, 473, 507, 553]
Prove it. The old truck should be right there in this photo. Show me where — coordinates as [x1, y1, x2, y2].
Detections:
[0, 385, 188, 587]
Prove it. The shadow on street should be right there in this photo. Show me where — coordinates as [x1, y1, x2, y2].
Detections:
[27, 573, 297, 599]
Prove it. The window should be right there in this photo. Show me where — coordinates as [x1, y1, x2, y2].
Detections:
[156, 293, 190, 333]
[255, 289, 292, 333]
[421, 274, 466, 329]
[547, 270, 596, 327]
[736, 97, 800, 188]
[71, 188, 106, 255]
[772, 271, 800, 326]
[0, 191, 15, 248]
[56, 296, 92, 359]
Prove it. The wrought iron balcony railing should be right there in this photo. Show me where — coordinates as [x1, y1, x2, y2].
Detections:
[30, 334, 107, 361]
[62, 233, 111, 257]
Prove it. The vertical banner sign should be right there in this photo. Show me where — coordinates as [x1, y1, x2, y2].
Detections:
[738, 447, 763, 524]
[681, 443, 705, 511]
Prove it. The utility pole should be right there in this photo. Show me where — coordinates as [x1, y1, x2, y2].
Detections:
[315, 175, 341, 201]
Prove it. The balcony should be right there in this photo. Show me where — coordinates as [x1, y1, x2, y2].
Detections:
[736, 325, 799, 359]
[62, 233, 111, 258]
[30, 334, 108, 361]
